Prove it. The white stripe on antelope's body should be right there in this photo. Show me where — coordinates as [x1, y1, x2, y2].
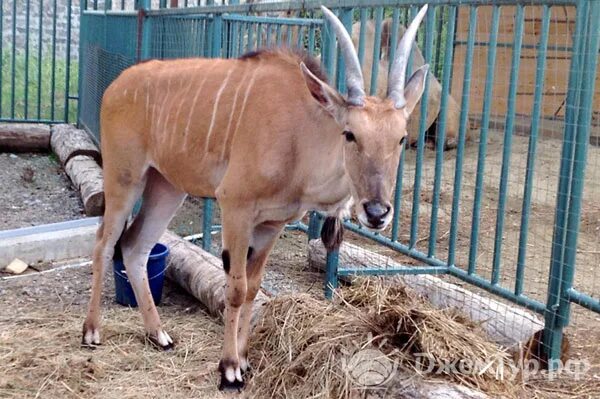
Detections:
[84, 4, 431, 393]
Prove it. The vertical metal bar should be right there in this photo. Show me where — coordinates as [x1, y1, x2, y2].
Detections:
[308, 212, 322, 241]
[296, 26, 304, 49]
[10, 0, 17, 118]
[51, 0, 57, 120]
[202, 198, 214, 252]
[231, 22, 239, 57]
[308, 23, 316, 55]
[556, 0, 600, 352]
[447, 5, 477, 267]
[515, 5, 550, 296]
[286, 24, 293, 47]
[247, 21, 254, 51]
[0, 2, 3, 117]
[357, 8, 368, 67]
[37, 0, 44, 120]
[409, 6, 434, 250]
[323, 19, 335, 80]
[256, 23, 262, 48]
[324, 249, 339, 300]
[265, 23, 273, 47]
[64, 0, 72, 122]
[543, 0, 588, 366]
[387, 7, 400, 74]
[369, 6, 383, 95]
[336, 8, 353, 94]
[428, 5, 457, 258]
[406, 5, 417, 77]
[139, 0, 152, 60]
[491, 4, 524, 285]
[24, 0, 31, 119]
[433, 5, 445, 77]
[391, 143, 406, 242]
[237, 22, 244, 55]
[212, 14, 222, 58]
[466, 5, 500, 274]
[77, 0, 87, 127]
[276, 24, 282, 46]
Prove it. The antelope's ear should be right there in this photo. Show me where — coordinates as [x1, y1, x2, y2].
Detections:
[300, 63, 347, 124]
[403, 64, 429, 116]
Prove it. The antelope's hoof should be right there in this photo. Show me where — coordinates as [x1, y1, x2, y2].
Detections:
[146, 330, 174, 351]
[240, 357, 251, 376]
[81, 323, 101, 348]
[218, 359, 245, 392]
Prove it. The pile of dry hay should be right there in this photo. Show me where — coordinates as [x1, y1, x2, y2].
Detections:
[248, 279, 519, 398]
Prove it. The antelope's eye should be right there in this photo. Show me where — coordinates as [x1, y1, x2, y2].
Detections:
[343, 131, 356, 143]
[399, 136, 406, 146]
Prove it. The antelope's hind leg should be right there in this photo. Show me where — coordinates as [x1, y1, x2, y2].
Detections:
[120, 169, 186, 350]
[82, 168, 147, 347]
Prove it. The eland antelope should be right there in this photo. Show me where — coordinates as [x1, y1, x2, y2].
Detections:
[82, 5, 430, 391]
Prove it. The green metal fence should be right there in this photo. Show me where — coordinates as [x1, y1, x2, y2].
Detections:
[78, 0, 600, 367]
[0, 0, 78, 124]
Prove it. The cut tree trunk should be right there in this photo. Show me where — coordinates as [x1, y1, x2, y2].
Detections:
[308, 239, 544, 352]
[64, 155, 105, 216]
[0, 123, 51, 152]
[161, 231, 269, 321]
[51, 124, 101, 166]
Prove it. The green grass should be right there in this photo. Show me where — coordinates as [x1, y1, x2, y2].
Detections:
[0, 49, 79, 123]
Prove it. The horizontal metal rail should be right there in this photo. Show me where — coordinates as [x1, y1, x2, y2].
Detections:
[145, 0, 578, 16]
[224, 14, 322, 26]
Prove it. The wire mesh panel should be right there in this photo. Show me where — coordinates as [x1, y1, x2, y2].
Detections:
[78, 12, 137, 140]
[149, 15, 211, 59]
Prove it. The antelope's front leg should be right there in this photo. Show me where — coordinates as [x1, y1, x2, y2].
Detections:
[218, 210, 252, 391]
[236, 222, 285, 373]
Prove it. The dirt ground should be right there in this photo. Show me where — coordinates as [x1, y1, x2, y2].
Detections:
[0, 264, 230, 399]
[0, 153, 84, 230]
[1, 127, 599, 397]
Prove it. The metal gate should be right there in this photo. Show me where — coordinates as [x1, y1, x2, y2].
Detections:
[77, 0, 600, 367]
[0, 0, 78, 123]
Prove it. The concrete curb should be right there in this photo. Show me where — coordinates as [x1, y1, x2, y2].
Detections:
[0, 218, 100, 267]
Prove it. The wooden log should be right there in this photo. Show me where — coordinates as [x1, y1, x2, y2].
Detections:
[50, 124, 102, 166]
[308, 239, 544, 352]
[0, 123, 51, 152]
[64, 155, 105, 216]
[161, 231, 269, 321]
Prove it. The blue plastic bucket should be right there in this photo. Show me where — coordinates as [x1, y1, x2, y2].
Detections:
[113, 243, 169, 307]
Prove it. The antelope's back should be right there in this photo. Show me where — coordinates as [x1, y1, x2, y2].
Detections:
[99, 50, 322, 196]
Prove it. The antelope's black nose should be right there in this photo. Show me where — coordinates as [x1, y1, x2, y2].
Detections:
[363, 200, 391, 227]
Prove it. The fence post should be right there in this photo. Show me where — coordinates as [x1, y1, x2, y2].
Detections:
[308, 212, 323, 240]
[136, 0, 152, 61]
[335, 8, 353, 94]
[77, 0, 89, 128]
[210, 13, 223, 58]
[202, 198, 214, 252]
[543, 0, 589, 368]
[556, 0, 600, 357]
